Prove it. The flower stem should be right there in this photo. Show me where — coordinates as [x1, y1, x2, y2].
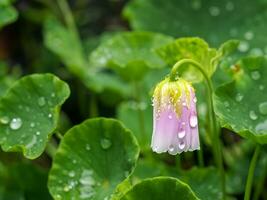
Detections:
[170, 59, 225, 199]
[133, 81, 146, 138]
[244, 145, 261, 200]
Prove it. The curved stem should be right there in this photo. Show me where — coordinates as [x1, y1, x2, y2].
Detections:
[170, 59, 225, 199]
[56, 0, 80, 39]
[244, 145, 261, 200]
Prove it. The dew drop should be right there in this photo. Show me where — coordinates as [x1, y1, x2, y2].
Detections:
[224, 101, 230, 107]
[178, 142, 185, 149]
[259, 85, 265, 90]
[209, 6, 220, 16]
[251, 71, 261, 80]
[244, 31, 254, 40]
[189, 115, 198, 128]
[249, 110, 258, 120]
[168, 115, 173, 119]
[30, 122, 35, 127]
[193, 97, 197, 103]
[38, 97, 46, 106]
[238, 41, 249, 52]
[63, 185, 71, 192]
[10, 118, 22, 130]
[168, 145, 175, 152]
[86, 144, 91, 151]
[36, 131, 40, 136]
[178, 130, 186, 139]
[48, 113, 52, 118]
[259, 102, 267, 115]
[191, 0, 201, 10]
[235, 93, 244, 102]
[69, 171, 75, 177]
[51, 93, 56, 98]
[79, 169, 95, 185]
[182, 102, 186, 106]
[255, 120, 267, 133]
[225, 1, 234, 11]
[100, 138, 112, 149]
[0, 116, 9, 124]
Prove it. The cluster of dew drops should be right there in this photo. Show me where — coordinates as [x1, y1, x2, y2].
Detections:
[0, 94, 56, 144]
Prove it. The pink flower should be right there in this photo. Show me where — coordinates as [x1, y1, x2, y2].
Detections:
[151, 78, 200, 155]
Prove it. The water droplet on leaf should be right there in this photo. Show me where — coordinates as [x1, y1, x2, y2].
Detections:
[38, 97, 46, 106]
[235, 93, 244, 102]
[101, 138, 112, 149]
[0, 116, 9, 124]
[251, 71, 261, 80]
[249, 110, 258, 120]
[209, 6, 220, 16]
[10, 118, 22, 130]
[259, 102, 267, 115]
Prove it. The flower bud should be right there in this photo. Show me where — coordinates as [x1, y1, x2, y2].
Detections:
[151, 78, 200, 155]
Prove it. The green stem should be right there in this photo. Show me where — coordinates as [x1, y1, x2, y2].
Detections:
[197, 144, 204, 167]
[253, 161, 267, 200]
[244, 145, 261, 200]
[133, 81, 146, 138]
[56, 0, 79, 39]
[170, 59, 225, 199]
[45, 139, 58, 158]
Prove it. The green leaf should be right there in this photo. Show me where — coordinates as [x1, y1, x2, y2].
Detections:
[119, 177, 199, 200]
[178, 168, 222, 200]
[48, 118, 140, 200]
[43, 17, 86, 76]
[117, 101, 152, 149]
[124, 0, 267, 52]
[0, 161, 52, 200]
[157, 37, 217, 82]
[89, 32, 173, 81]
[0, 73, 70, 159]
[0, 5, 18, 29]
[214, 56, 267, 144]
[43, 18, 130, 97]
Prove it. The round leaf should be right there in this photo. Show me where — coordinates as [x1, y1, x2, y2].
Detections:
[89, 32, 173, 81]
[214, 56, 267, 143]
[124, 0, 267, 52]
[119, 177, 199, 200]
[48, 118, 140, 200]
[0, 73, 70, 159]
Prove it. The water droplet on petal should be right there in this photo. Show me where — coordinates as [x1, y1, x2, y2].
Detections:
[189, 115, 198, 128]
[100, 138, 112, 149]
[178, 142, 185, 149]
[193, 97, 197, 103]
[168, 145, 175, 152]
[259, 102, 267, 115]
[249, 110, 258, 120]
[0, 116, 9, 124]
[182, 102, 186, 106]
[251, 71, 261, 80]
[10, 118, 22, 130]
[235, 93, 244, 102]
[178, 130, 186, 139]
[38, 97, 46, 106]
[168, 115, 173, 119]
